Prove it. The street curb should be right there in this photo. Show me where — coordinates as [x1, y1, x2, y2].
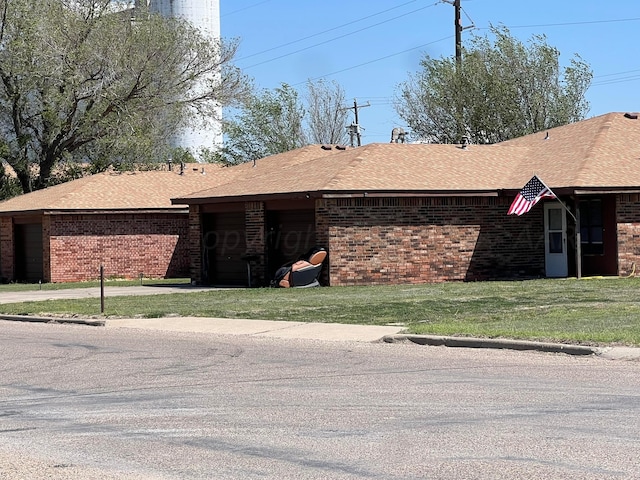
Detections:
[383, 334, 599, 356]
[0, 314, 105, 327]
[0, 314, 619, 357]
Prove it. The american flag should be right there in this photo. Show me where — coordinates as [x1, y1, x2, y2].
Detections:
[507, 175, 556, 216]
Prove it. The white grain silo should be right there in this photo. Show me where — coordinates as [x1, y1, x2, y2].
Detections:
[149, 0, 222, 158]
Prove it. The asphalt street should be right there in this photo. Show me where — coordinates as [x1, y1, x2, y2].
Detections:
[1, 320, 639, 479]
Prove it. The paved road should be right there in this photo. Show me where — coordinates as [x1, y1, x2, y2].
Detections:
[1, 321, 639, 479]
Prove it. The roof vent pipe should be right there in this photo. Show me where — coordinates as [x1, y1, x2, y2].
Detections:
[624, 112, 639, 119]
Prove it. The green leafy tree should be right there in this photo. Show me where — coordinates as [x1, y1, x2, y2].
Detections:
[215, 80, 349, 165]
[395, 25, 593, 144]
[214, 83, 307, 165]
[0, 0, 247, 194]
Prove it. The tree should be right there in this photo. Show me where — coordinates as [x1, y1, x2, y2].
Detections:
[395, 25, 593, 144]
[0, 161, 20, 200]
[0, 0, 247, 194]
[306, 79, 349, 145]
[214, 84, 306, 165]
[214, 80, 349, 165]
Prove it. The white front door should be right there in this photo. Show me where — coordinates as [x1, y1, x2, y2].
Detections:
[544, 203, 568, 277]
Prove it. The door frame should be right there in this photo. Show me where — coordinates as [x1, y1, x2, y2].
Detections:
[544, 203, 568, 277]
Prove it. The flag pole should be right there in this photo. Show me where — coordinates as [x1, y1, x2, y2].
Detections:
[575, 202, 582, 279]
[537, 176, 576, 223]
[537, 176, 581, 279]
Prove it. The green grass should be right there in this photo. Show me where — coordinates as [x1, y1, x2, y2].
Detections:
[1, 277, 640, 346]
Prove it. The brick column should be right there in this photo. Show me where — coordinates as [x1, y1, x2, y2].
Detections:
[42, 215, 51, 282]
[0, 217, 13, 282]
[245, 202, 266, 286]
[315, 199, 331, 286]
[189, 205, 202, 284]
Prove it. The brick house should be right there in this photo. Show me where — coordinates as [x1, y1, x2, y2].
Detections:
[173, 113, 640, 286]
[0, 164, 233, 283]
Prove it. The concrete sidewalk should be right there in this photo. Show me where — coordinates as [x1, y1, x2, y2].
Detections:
[105, 318, 640, 359]
[0, 285, 214, 304]
[2, 313, 639, 360]
[107, 317, 405, 342]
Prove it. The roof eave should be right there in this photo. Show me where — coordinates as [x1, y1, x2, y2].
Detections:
[45, 207, 189, 215]
[0, 207, 188, 216]
[573, 187, 640, 195]
[173, 191, 317, 205]
[321, 190, 500, 199]
[173, 189, 502, 205]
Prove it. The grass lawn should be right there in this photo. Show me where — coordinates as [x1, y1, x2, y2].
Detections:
[1, 277, 640, 346]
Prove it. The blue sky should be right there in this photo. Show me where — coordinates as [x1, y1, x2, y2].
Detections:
[221, 0, 640, 144]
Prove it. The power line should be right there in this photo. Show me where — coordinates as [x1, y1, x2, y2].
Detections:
[222, 1, 274, 18]
[237, 6, 640, 83]
[593, 68, 640, 79]
[292, 21, 640, 89]
[236, 0, 427, 62]
[244, 13, 639, 83]
[592, 74, 640, 87]
[294, 35, 453, 86]
[242, 3, 440, 69]
[360, 67, 640, 102]
[241, 8, 640, 93]
[477, 17, 640, 30]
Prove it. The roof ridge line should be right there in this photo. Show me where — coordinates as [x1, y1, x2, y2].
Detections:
[173, 146, 347, 200]
[322, 153, 366, 190]
[574, 113, 617, 185]
[45, 171, 105, 202]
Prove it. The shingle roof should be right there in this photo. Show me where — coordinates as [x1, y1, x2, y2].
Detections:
[175, 112, 640, 203]
[500, 112, 640, 188]
[0, 164, 235, 214]
[176, 143, 522, 202]
[3, 113, 639, 214]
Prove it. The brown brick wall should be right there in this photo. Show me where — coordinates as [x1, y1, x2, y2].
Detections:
[617, 194, 640, 276]
[48, 212, 189, 282]
[318, 197, 546, 285]
[0, 217, 13, 282]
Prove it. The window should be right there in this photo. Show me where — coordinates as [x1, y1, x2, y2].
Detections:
[580, 199, 604, 255]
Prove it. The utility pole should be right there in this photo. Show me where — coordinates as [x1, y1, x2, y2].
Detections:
[453, 0, 463, 142]
[454, 0, 462, 67]
[342, 99, 370, 147]
[441, 0, 474, 142]
[441, 0, 473, 67]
